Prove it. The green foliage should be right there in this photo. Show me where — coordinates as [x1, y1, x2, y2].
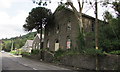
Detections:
[56, 5, 65, 11]
[21, 52, 31, 56]
[99, 18, 120, 52]
[109, 50, 120, 55]
[77, 32, 85, 52]
[112, 1, 120, 17]
[99, 1, 120, 53]
[31, 49, 40, 55]
[54, 48, 65, 59]
[10, 50, 18, 55]
[10, 50, 22, 55]
[4, 42, 11, 52]
[23, 7, 52, 33]
[82, 48, 104, 55]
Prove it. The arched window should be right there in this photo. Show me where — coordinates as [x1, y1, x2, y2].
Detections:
[56, 25, 59, 34]
[39, 43, 41, 49]
[47, 39, 50, 48]
[55, 39, 59, 51]
[66, 36, 71, 49]
[67, 21, 71, 30]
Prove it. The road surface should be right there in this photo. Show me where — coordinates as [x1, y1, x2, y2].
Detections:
[1, 52, 71, 71]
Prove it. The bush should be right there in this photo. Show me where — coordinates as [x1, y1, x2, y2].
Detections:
[10, 50, 22, 55]
[10, 50, 17, 55]
[54, 48, 65, 60]
[109, 50, 120, 55]
[21, 52, 31, 56]
[83, 48, 104, 55]
[31, 49, 40, 55]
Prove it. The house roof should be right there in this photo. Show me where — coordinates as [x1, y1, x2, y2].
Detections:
[25, 40, 33, 47]
[37, 34, 40, 38]
[54, 5, 102, 21]
[35, 34, 44, 39]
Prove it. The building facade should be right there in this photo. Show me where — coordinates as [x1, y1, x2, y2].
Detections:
[44, 7, 96, 52]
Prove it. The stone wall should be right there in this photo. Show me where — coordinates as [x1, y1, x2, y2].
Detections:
[22, 54, 41, 60]
[60, 54, 96, 70]
[98, 55, 119, 70]
[43, 51, 54, 62]
[59, 54, 120, 70]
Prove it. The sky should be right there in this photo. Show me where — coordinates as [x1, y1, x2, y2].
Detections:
[0, 0, 37, 39]
[0, 0, 115, 39]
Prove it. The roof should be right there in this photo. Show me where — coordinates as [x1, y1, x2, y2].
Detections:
[37, 34, 40, 38]
[54, 5, 102, 21]
[35, 34, 44, 39]
[25, 40, 33, 47]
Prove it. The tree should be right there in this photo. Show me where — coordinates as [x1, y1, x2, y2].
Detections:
[23, 7, 52, 33]
[99, 1, 120, 52]
[23, 7, 52, 48]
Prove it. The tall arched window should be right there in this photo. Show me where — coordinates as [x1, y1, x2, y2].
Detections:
[67, 21, 71, 30]
[56, 25, 59, 34]
[55, 39, 59, 51]
[39, 43, 41, 49]
[47, 39, 50, 48]
[66, 36, 71, 49]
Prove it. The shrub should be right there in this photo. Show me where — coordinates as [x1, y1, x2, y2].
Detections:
[21, 52, 31, 56]
[10, 50, 22, 55]
[54, 48, 65, 60]
[109, 50, 120, 55]
[31, 49, 40, 55]
[83, 48, 104, 55]
[10, 50, 17, 55]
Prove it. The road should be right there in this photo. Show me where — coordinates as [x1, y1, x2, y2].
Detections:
[2, 52, 33, 70]
[1, 52, 71, 71]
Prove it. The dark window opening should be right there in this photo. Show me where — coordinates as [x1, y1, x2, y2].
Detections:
[67, 21, 71, 30]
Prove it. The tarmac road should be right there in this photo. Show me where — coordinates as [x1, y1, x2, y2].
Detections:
[2, 52, 33, 70]
[1, 52, 71, 71]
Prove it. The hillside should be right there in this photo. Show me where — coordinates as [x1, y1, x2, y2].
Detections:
[2, 32, 37, 52]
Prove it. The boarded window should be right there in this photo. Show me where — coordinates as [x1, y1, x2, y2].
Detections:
[66, 37, 71, 49]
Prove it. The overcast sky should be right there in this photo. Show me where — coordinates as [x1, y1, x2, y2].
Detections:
[0, 0, 114, 39]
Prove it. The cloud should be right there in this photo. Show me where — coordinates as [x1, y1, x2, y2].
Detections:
[0, 10, 28, 39]
[0, 0, 37, 39]
[0, 0, 14, 8]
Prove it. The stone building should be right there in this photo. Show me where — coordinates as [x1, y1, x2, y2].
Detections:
[44, 6, 96, 52]
[32, 34, 44, 50]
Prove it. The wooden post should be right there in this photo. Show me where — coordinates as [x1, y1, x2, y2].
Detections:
[95, 0, 99, 70]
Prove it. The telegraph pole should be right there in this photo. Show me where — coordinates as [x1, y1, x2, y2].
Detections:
[95, 0, 99, 70]
[95, 0, 98, 50]
[11, 40, 14, 51]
